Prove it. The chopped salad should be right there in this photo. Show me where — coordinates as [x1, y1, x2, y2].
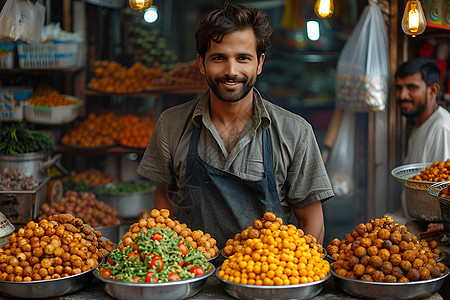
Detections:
[97, 228, 210, 283]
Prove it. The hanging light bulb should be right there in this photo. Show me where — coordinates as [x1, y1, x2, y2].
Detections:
[314, 0, 334, 18]
[401, 0, 426, 37]
[129, 0, 153, 12]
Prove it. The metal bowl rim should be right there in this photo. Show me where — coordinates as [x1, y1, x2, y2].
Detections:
[331, 266, 449, 286]
[427, 181, 450, 202]
[215, 265, 331, 289]
[207, 252, 220, 262]
[93, 261, 215, 287]
[0, 263, 99, 286]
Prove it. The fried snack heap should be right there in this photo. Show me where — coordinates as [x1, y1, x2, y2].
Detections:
[327, 215, 445, 282]
[118, 209, 219, 260]
[222, 212, 324, 258]
[218, 212, 329, 286]
[411, 159, 450, 182]
[0, 214, 115, 282]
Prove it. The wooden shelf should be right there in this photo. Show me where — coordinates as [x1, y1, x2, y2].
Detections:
[426, 23, 450, 31]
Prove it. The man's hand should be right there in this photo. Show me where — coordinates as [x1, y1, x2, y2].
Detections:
[155, 184, 173, 217]
[293, 201, 324, 244]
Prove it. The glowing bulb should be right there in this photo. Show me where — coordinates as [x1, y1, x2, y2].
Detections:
[401, 1, 426, 37]
[306, 21, 320, 41]
[129, 0, 153, 12]
[314, 0, 334, 18]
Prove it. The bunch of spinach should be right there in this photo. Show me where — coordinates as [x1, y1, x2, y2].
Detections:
[0, 122, 55, 155]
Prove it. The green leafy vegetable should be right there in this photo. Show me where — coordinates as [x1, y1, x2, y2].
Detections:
[0, 122, 55, 155]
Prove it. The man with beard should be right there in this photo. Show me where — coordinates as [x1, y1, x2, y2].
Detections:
[395, 58, 450, 164]
[137, 2, 334, 248]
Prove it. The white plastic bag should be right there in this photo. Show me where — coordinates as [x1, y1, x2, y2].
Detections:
[335, 0, 389, 112]
[0, 0, 45, 44]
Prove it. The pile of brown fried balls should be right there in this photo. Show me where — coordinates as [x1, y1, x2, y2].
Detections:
[0, 214, 115, 282]
[327, 215, 445, 282]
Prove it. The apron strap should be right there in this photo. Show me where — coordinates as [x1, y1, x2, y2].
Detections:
[189, 125, 201, 155]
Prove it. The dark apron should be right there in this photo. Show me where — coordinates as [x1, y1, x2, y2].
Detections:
[174, 125, 287, 249]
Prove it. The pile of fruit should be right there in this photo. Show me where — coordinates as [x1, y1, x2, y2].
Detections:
[119, 209, 219, 260]
[0, 214, 115, 282]
[88, 60, 165, 93]
[156, 61, 206, 88]
[218, 212, 329, 286]
[327, 215, 445, 282]
[38, 191, 120, 227]
[28, 84, 78, 107]
[61, 113, 153, 148]
[61, 168, 119, 192]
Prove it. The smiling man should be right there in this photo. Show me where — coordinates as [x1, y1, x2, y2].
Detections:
[137, 2, 334, 248]
[395, 57, 450, 164]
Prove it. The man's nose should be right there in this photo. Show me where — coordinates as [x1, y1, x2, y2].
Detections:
[397, 87, 409, 100]
[224, 60, 238, 77]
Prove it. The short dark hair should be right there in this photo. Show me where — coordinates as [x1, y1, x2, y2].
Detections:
[195, 2, 272, 60]
[395, 57, 441, 88]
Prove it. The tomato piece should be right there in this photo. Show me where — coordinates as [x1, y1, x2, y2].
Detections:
[151, 232, 164, 241]
[101, 267, 111, 278]
[107, 256, 115, 266]
[145, 271, 159, 283]
[184, 262, 193, 268]
[132, 276, 141, 282]
[178, 260, 184, 267]
[168, 272, 180, 281]
[132, 241, 139, 252]
[189, 266, 205, 277]
[126, 251, 141, 261]
[178, 243, 189, 257]
[149, 257, 163, 272]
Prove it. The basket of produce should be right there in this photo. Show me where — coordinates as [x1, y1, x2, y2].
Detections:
[38, 191, 121, 243]
[0, 169, 49, 225]
[94, 227, 215, 300]
[61, 168, 119, 192]
[25, 96, 81, 125]
[0, 122, 57, 181]
[391, 160, 450, 221]
[326, 215, 448, 299]
[0, 214, 116, 299]
[427, 181, 450, 239]
[94, 181, 156, 218]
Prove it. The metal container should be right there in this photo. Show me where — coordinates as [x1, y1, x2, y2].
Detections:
[427, 181, 450, 239]
[95, 190, 155, 219]
[0, 264, 98, 299]
[0, 152, 61, 181]
[94, 262, 215, 300]
[94, 224, 121, 244]
[391, 162, 442, 221]
[216, 266, 331, 300]
[332, 267, 449, 300]
[0, 177, 49, 225]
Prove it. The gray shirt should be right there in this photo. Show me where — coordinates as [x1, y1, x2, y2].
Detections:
[137, 89, 334, 215]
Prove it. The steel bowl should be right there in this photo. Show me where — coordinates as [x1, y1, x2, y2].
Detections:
[94, 262, 215, 300]
[391, 163, 443, 221]
[427, 180, 450, 238]
[216, 266, 331, 300]
[94, 224, 121, 244]
[0, 265, 98, 299]
[332, 266, 449, 300]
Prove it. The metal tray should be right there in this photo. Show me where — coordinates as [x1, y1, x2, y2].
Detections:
[332, 266, 449, 300]
[216, 266, 331, 300]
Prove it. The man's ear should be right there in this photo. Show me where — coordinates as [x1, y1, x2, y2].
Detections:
[197, 54, 205, 75]
[429, 82, 440, 99]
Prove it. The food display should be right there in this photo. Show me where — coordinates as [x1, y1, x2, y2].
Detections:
[118, 209, 219, 260]
[327, 215, 445, 282]
[222, 212, 324, 258]
[218, 212, 329, 286]
[97, 227, 210, 283]
[411, 159, 450, 183]
[28, 84, 78, 107]
[155, 61, 207, 88]
[439, 186, 450, 200]
[0, 168, 39, 191]
[0, 213, 115, 282]
[61, 168, 119, 192]
[118, 115, 154, 149]
[87, 60, 165, 93]
[37, 191, 120, 227]
[0, 122, 55, 155]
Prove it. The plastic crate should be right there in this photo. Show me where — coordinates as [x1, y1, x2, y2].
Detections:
[0, 87, 33, 121]
[17, 41, 82, 69]
[0, 42, 15, 69]
[24, 97, 82, 125]
[0, 177, 49, 225]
